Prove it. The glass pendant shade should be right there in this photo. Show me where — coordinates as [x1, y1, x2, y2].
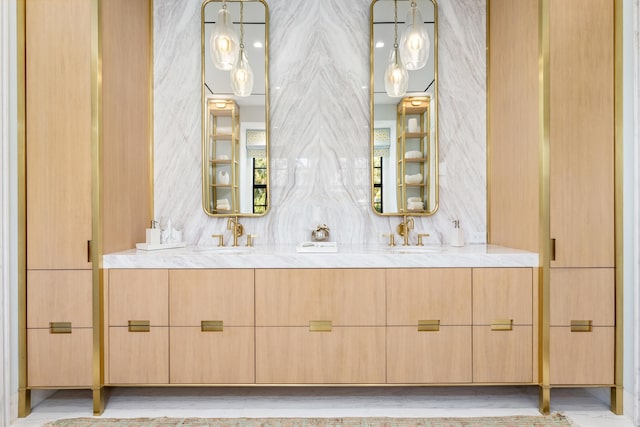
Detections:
[399, 4, 430, 71]
[231, 48, 254, 97]
[210, 5, 239, 71]
[384, 47, 408, 97]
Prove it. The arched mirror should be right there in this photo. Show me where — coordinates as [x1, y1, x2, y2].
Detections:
[201, 0, 269, 217]
[370, 0, 438, 216]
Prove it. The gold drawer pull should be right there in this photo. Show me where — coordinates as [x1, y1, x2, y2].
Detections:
[571, 320, 592, 332]
[128, 320, 150, 332]
[201, 320, 224, 332]
[49, 322, 72, 334]
[418, 320, 440, 332]
[309, 320, 332, 332]
[491, 319, 513, 331]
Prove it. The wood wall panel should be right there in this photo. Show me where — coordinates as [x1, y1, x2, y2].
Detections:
[101, 0, 152, 254]
[487, 0, 539, 252]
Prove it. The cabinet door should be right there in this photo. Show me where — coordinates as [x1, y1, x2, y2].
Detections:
[27, 329, 92, 387]
[26, 0, 92, 270]
[169, 269, 253, 326]
[27, 270, 92, 328]
[387, 269, 471, 326]
[473, 268, 532, 326]
[549, 0, 614, 268]
[473, 326, 533, 383]
[550, 327, 614, 385]
[109, 269, 168, 326]
[170, 327, 254, 384]
[108, 326, 168, 384]
[256, 327, 385, 384]
[255, 269, 385, 326]
[387, 326, 471, 383]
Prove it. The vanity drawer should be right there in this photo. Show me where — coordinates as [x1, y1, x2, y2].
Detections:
[473, 268, 532, 325]
[550, 326, 614, 385]
[255, 269, 385, 326]
[387, 268, 471, 326]
[473, 325, 533, 383]
[169, 269, 254, 326]
[256, 326, 385, 384]
[27, 328, 92, 387]
[169, 326, 254, 384]
[27, 270, 92, 328]
[109, 269, 168, 327]
[387, 326, 471, 383]
[550, 268, 614, 326]
[108, 326, 168, 384]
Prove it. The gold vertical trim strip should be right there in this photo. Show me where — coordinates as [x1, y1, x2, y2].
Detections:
[538, 0, 551, 415]
[16, 0, 30, 417]
[612, 0, 623, 415]
[148, 0, 154, 222]
[485, 0, 491, 243]
[91, 0, 104, 416]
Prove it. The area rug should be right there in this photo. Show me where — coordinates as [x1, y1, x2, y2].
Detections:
[42, 413, 576, 427]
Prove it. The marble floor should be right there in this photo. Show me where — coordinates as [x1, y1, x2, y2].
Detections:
[10, 387, 636, 427]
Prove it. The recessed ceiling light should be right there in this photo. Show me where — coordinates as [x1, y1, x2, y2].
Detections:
[253, 41, 263, 48]
[375, 41, 384, 48]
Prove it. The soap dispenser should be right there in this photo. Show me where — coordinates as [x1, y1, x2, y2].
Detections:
[146, 220, 161, 245]
[450, 220, 465, 247]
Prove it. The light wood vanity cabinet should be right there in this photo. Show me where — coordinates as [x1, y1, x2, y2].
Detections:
[255, 269, 386, 384]
[104, 266, 536, 388]
[386, 269, 472, 384]
[169, 270, 255, 384]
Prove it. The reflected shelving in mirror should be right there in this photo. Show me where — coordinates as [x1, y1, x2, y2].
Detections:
[370, 0, 438, 216]
[201, 0, 270, 217]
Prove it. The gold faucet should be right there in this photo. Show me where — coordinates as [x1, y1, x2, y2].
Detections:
[227, 216, 244, 247]
[397, 216, 415, 246]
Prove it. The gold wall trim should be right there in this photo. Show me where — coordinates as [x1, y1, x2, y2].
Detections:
[91, 0, 104, 415]
[538, 0, 551, 415]
[613, 0, 623, 415]
[148, 0, 154, 222]
[485, 0, 492, 243]
[16, 0, 30, 417]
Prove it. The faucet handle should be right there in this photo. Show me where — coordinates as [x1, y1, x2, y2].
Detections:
[383, 233, 396, 247]
[246, 234, 257, 247]
[211, 234, 224, 247]
[417, 233, 430, 246]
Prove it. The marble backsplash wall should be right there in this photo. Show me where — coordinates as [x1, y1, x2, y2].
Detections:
[154, 0, 486, 247]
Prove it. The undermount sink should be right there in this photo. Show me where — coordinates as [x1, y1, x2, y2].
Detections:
[387, 246, 442, 254]
[192, 246, 253, 254]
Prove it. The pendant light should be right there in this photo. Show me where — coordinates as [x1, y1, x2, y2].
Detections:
[210, 0, 239, 71]
[231, 2, 254, 96]
[384, 0, 408, 97]
[399, 1, 430, 70]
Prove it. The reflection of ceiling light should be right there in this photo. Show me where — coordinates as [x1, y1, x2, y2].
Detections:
[210, 0, 239, 71]
[375, 41, 384, 48]
[230, 2, 254, 97]
[399, 1, 430, 70]
[214, 100, 229, 109]
[253, 41, 263, 48]
[384, 0, 408, 98]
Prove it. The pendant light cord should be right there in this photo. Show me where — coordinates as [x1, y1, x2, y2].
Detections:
[393, 0, 399, 65]
[239, 2, 244, 50]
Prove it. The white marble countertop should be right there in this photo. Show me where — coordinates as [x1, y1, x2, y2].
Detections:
[103, 244, 538, 269]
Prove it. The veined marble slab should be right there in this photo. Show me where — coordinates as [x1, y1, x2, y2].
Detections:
[103, 244, 537, 269]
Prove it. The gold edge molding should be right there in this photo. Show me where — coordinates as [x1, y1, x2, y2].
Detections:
[485, 0, 491, 243]
[148, 0, 155, 223]
[17, 0, 30, 418]
[102, 382, 543, 388]
[538, 0, 551, 416]
[91, 0, 104, 416]
[613, 0, 623, 415]
[369, 0, 378, 216]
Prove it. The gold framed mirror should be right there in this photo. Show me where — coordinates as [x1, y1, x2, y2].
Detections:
[370, 0, 438, 216]
[201, 0, 269, 217]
